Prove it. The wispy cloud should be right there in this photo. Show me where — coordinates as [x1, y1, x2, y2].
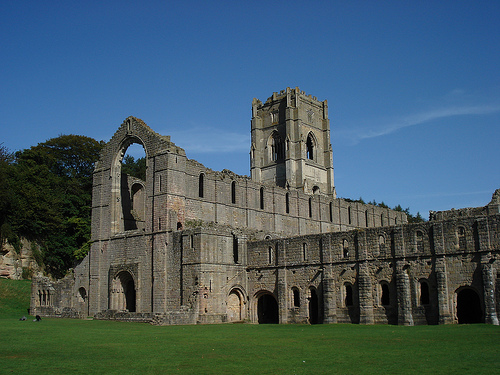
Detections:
[161, 126, 250, 154]
[338, 103, 500, 144]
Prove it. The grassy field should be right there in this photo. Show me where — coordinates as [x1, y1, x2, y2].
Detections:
[1, 279, 499, 374]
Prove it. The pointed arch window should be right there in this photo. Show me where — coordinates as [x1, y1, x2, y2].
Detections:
[269, 131, 284, 162]
[306, 133, 314, 160]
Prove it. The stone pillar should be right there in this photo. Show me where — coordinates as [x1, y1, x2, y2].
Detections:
[481, 260, 499, 325]
[435, 257, 453, 324]
[277, 268, 288, 324]
[396, 263, 414, 326]
[322, 265, 337, 324]
[358, 262, 374, 324]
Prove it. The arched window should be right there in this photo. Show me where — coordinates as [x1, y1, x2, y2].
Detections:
[198, 173, 204, 198]
[306, 133, 314, 160]
[292, 288, 300, 307]
[420, 280, 430, 305]
[260, 187, 265, 210]
[378, 235, 386, 255]
[345, 284, 353, 306]
[415, 230, 424, 252]
[231, 180, 236, 204]
[312, 186, 320, 195]
[285, 192, 290, 214]
[269, 131, 284, 162]
[343, 239, 349, 258]
[457, 227, 466, 250]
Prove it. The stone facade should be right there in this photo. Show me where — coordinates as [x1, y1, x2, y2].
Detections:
[31, 88, 499, 325]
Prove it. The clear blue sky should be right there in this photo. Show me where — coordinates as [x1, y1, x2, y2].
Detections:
[2, 1, 499, 217]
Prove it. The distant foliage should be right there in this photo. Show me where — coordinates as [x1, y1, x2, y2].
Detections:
[121, 155, 146, 181]
[1, 135, 103, 278]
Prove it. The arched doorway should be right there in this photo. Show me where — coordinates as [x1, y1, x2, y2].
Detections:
[457, 288, 483, 324]
[257, 293, 279, 324]
[227, 289, 244, 322]
[309, 287, 319, 324]
[110, 271, 136, 312]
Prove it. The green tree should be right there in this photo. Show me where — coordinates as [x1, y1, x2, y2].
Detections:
[121, 155, 146, 180]
[8, 135, 103, 278]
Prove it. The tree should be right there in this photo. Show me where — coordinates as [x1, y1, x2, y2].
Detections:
[8, 135, 103, 278]
[121, 155, 146, 180]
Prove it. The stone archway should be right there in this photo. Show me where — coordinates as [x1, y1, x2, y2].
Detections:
[457, 288, 483, 324]
[110, 271, 136, 312]
[227, 289, 244, 322]
[257, 293, 279, 324]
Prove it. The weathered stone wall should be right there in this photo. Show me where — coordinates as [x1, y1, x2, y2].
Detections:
[29, 94, 500, 327]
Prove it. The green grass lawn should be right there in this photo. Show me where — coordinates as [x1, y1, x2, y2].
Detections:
[1, 279, 499, 374]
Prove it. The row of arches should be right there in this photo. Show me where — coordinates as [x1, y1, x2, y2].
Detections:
[265, 131, 318, 163]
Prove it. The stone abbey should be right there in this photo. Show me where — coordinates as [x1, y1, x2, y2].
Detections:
[31, 88, 500, 325]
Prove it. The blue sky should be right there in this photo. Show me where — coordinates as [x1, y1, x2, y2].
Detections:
[1, 1, 499, 217]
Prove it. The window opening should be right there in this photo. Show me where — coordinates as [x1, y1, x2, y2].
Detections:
[231, 181, 236, 204]
[308, 198, 312, 218]
[285, 193, 290, 214]
[293, 288, 300, 307]
[343, 240, 349, 258]
[302, 243, 307, 261]
[306, 134, 314, 160]
[260, 187, 265, 210]
[198, 174, 204, 198]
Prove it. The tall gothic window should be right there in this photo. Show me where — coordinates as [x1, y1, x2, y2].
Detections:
[306, 133, 314, 160]
[269, 131, 284, 162]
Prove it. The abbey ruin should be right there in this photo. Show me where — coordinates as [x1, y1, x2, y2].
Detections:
[31, 87, 500, 325]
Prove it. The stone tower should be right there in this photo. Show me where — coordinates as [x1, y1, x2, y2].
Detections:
[250, 87, 336, 197]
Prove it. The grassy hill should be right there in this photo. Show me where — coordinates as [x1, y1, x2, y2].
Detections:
[0, 278, 32, 319]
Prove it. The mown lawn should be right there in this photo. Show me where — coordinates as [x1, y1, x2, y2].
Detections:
[1, 279, 499, 374]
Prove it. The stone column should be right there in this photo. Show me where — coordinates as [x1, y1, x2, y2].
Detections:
[435, 257, 453, 324]
[322, 265, 337, 324]
[396, 263, 414, 326]
[358, 262, 374, 324]
[277, 268, 288, 324]
[481, 260, 499, 325]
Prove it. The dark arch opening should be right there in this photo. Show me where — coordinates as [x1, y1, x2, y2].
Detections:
[309, 288, 319, 324]
[257, 294, 279, 324]
[457, 288, 483, 324]
[306, 134, 314, 160]
[381, 283, 390, 306]
[420, 281, 430, 305]
[345, 284, 353, 306]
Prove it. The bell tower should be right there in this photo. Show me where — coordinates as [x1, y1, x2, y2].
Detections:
[250, 87, 335, 197]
